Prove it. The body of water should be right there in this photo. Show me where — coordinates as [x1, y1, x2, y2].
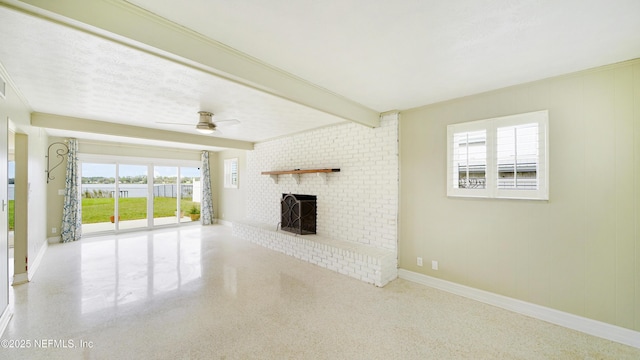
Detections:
[82, 183, 197, 199]
[8, 183, 200, 200]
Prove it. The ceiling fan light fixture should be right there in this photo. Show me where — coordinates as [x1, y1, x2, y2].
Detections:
[196, 111, 216, 134]
[196, 122, 216, 134]
[196, 128, 215, 134]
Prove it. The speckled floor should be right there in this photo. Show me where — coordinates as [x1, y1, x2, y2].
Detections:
[2, 225, 639, 359]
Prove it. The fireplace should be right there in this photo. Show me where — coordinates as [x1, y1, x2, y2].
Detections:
[280, 193, 317, 235]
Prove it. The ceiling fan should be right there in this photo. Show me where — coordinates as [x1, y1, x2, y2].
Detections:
[157, 111, 240, 134]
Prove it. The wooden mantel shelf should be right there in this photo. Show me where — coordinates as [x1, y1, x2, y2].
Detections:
[261, 168, 340, 175]
[261, 168, 340, 184]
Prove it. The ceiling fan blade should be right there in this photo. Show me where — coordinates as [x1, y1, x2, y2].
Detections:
[214, 119, 240, 127]
[156, 113, 237, 135]
[155, 121, 193, 126]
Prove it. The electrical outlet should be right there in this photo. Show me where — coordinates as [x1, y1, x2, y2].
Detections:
[432, 260, 439, 270]
[52, 227, 57, 234]
[417, 257, 423, 266]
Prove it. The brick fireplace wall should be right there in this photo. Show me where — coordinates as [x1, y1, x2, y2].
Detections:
[245, 113, 398, 251]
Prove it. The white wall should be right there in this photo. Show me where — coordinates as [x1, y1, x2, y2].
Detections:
[27, 129, 47, 266]
[400, 59, 640, 332]
[0, 64, 48, 287]
[246, 114, 398, 251]
[216, 149, 246, 223]
[0, 68, 13, 333]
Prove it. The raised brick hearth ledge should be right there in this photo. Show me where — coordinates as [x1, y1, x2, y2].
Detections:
[232, 221, 397, 287]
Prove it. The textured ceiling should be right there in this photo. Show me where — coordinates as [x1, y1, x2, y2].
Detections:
[0, 4, 348, 150]
[129, 0, 640, 111]
[1, 0, 640, 151]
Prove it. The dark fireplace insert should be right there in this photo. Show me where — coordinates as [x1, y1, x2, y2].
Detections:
[280, 193, 317, 235]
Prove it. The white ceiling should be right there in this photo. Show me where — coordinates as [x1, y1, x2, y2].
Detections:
[1, 0, 639, 151]
[128, 0, 640, 111]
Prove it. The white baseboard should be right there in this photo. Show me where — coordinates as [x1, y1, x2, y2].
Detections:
[218, 219, 232, 227]
[398, 269, 640, 349]
[48, 236, 60, 244]
[12, 272, 28, 286]
[0, 305, 13, 339]
[28, 240, 48, 281]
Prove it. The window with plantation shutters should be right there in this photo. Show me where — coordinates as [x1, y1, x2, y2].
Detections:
[224, 158, 238, 188]
[447, 110, 548, 200]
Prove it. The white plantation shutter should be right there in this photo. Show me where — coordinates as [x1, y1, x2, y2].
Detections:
[447, 121, 490, 198]
[224, 158, 238, 188]
[230, 159, 238, 186]
[452, 130, 487, 189]
[447, 110, 548, 200]
[496, 123, 538, 189]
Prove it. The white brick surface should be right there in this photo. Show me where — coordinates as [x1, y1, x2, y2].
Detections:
[241, 113, 399, 286]
[246, 114, 399, 251]
[233, 221, 397, 287]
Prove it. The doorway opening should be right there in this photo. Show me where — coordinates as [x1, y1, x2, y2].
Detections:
[7, 130, 14, 288]
[8, 131, 13, 248]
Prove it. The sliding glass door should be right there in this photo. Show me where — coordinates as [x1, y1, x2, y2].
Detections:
[153, 166, 179, 226]
[180, 167, 201, 224]
[81, 163, 116, 233]
[118, 164, 149, 231]
[80, 159, 201, 234]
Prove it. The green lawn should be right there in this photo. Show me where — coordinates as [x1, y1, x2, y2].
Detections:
[7, 197, 197, 228]
[9, 200, 14, 230]
[82, 197, 199, 224]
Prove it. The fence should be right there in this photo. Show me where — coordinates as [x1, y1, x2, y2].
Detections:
[153, 184, 193, 198]
[81, 183, 197, 199]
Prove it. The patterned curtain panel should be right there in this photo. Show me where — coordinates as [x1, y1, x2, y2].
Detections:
[60, 139, 82, 243]
[201, 151, 215, 225]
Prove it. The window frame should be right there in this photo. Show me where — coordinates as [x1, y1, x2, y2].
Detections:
[447, 110, 549, 201]
[223, 158, 239, 189]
